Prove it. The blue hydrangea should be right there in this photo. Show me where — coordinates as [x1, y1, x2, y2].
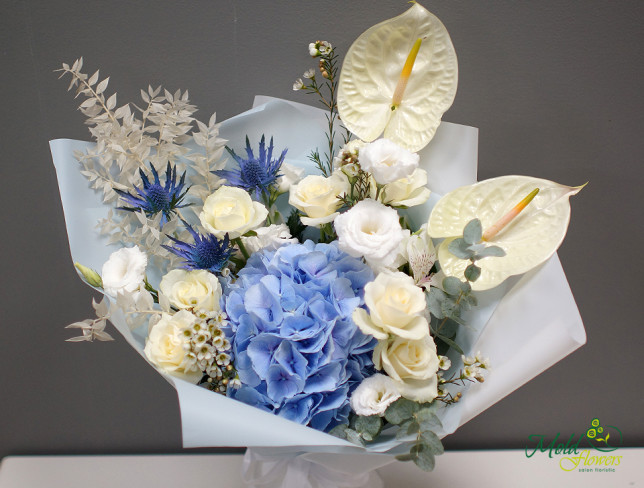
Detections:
[223, 240, 376, 432]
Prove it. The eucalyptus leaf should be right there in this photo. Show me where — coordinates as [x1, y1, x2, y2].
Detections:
[442, 276, 463, 296]
[476, 245, 507, 259]
[434, 333, 464, 355]
[329, 424, 349, 440]
[411, 443, 436, 471]
[345, 428, 365, 447]
[447, 238, 473, 259]
[415, 409, 442, 432]
[419, 430, 445, 455]
[354, 415, 382, 438]
[464, 263, 481, 282]
[384, 397, 420, 425]
[462, 218, 482, 245]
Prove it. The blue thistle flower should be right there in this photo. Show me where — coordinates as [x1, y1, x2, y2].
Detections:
[115, 162, 190, 226]
[214, 135, 287, 199]
[163, 221, 233, 274]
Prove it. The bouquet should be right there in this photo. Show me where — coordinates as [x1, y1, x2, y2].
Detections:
[51, 3, 585, 474]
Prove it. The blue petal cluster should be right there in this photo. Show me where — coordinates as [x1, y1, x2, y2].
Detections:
[115, 162, 190, 227]
[224, 241, 377, 431]
[163, 220, 233, 274]
[214, 135, 286, 199]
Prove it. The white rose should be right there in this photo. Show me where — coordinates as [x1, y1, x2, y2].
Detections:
[333, 199, 404, 269]
[288, 172, 349, 227]
[242, 224, 298, 254]
[381, 168, 431, 208]
[199, 186, 268, 239]
[350, 374, 401, 416]
[277, 163, 305, 193]
[159, 269, 222, 312]
[353, 271, 429, 340]
[101, 246, 147, 297]
[359, 138, 419, 185]
[374, 334, 440, 402]
[144, 310, 203, 383]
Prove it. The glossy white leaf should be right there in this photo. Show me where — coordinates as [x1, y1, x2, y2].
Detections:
[337, 3, 457, 152]
[428, 175, 583, 290]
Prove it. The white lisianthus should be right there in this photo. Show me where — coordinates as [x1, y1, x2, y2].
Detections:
[359, 138, 419, 185]
[242, 224, 298, 253]
[144, 310, 203, 383]
[159, 269, 222, 312]
[381, 168, 431, 208]
[199, 186, 268, 239]
[333, 199, 405, 269]
[353, 271, 429, 340]
[350, 374, 401, 417]
[276, 163, 305, 194]
[288, 172, 349, 227]
[374, 334, 440, 403]
[101, 246, 147, 297]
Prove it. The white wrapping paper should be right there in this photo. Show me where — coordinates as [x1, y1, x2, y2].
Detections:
[50, 96, 585, 453]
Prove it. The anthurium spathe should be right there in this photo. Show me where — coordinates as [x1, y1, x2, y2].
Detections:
[337, 3, 458, 152]
[427, 176, 584, 290]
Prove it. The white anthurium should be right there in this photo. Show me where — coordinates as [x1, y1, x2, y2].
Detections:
[428, 175, 584, 290]
[337, 2, 458, 152]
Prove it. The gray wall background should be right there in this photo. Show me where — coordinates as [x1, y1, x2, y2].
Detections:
[1, 0, 642, 459]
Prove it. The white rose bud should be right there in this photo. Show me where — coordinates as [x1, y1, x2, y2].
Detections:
[333, 199, 405, 269]
[359, 138, 419, 185]
[381, 168, 431, 208]
[374, 334, 440, 403]
[350, 374, 401, 417]
[199, 186, 268, 239]
[159, 269, 222, 312]
[288, 172, 349, 227]
[353, 271, 429, 340]
[144, 310, 203, 383]
[101, 246, 147, 297]
[276, 163, 305, 194]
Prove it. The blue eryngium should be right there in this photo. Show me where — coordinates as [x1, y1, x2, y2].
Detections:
[214, 135, 286, 199]
[115, 162, 190, 227]
[163, 221, 233, 274]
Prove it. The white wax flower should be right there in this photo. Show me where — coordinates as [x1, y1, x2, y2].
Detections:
[350, 374, 401, 417]
[292, 78, 304, 91]
[358, 138, 419, 185]
[374, 334, 440, 403]
[332, 139, 366, 171]
[101, 246, 147, 297]
[288, 172, 349, 227]
[353, 271, 429, 341]
[159, 269, 222, 312]
[242, 224, 298, 254]
[199, 186, 268, 239]
[381, 168, 431, 208]
[276, 163, 305, 193]
[144, 310, 203, 383]
[333, 199, 404, 269]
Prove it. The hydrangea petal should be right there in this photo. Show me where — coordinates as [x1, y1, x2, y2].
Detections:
[337, 3, 458, 151]
[428, 175, 583, 290]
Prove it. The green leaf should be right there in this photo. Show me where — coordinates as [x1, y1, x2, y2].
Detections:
[434, 333, 464, 355]
[345, 428, 365, 447]
[396, 419, 420, 439]
[354, 415, 382, 439]
[420, 430, 445, 455]
[448, 238, 474, 259]
[411, 443, 436, 471]
[426, 289, 445, 319]
[442, 276, 463, 296]
[475, 245, 506, 259]
[463, 219, 482, 245]
[395, 453, 413, 462]
[464, 263, 481, 282]
[329, 424, 349, 440]
[384, 397, 420, 425]
[415, 408, 443, 432]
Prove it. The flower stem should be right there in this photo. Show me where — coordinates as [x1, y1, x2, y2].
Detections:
[234, 237, 250, 260]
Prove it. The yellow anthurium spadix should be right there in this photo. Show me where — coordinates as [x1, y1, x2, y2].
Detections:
[337, 3, 458, 152]
[427, 176, 584, 290]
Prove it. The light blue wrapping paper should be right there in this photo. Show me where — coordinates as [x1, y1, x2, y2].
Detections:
[50, 97, 585, 452]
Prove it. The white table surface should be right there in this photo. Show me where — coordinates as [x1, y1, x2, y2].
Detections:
[1, 449, 641, 487]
